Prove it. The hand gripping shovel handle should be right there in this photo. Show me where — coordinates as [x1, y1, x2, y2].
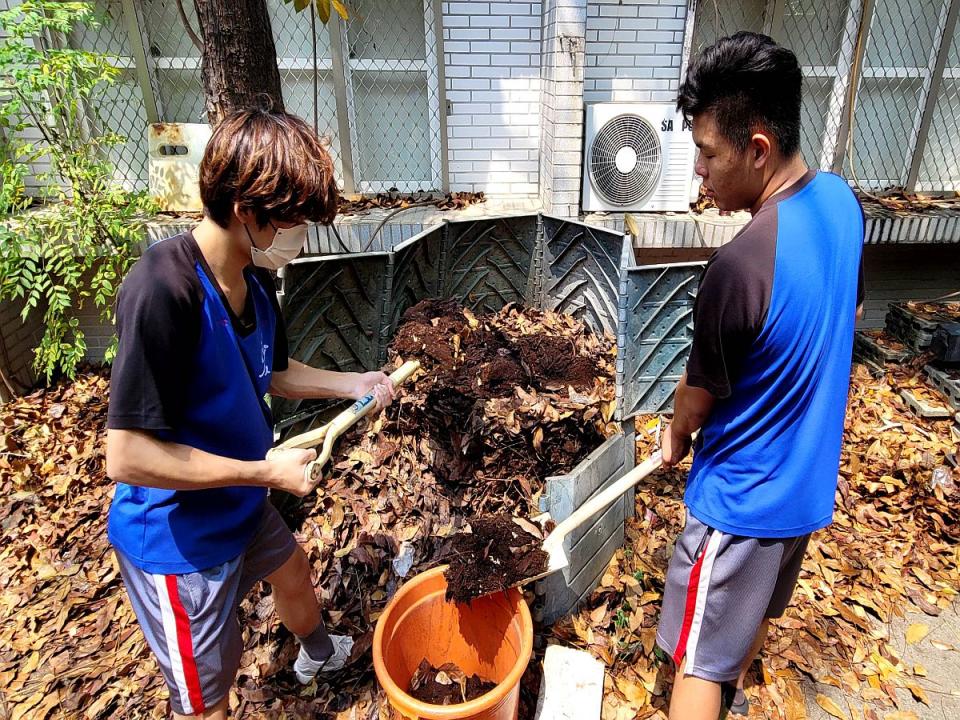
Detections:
[521, 451, 664, 587]
[299, 360, 420, 485]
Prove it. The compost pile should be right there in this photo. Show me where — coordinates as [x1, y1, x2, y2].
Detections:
[297, 298, 617, 633]
[407, 660, 496, 705]
[283, 298, 617, 714]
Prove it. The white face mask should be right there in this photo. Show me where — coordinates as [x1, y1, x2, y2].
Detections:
[248, 221, 309, 270]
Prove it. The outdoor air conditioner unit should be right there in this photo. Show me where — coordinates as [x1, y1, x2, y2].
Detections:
[581, 102, 697, 213]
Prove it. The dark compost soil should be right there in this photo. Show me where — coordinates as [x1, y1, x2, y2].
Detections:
[442, 515, 549, 603]
[408, 660, 497, 705]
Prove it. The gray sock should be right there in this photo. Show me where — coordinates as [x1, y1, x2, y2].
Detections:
[296, 623, 333, 662]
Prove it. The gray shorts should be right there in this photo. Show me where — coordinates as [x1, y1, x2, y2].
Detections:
[656, 511, 809, 683]
[115, 500, 297, 715]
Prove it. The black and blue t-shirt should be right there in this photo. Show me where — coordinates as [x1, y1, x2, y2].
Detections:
[106, 231, 288, 573]
[685, 170, 864, 538]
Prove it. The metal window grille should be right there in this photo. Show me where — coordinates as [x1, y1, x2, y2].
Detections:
[49, 0, 447, 194]
[690, 0, 960, 193]
[336, 0, 446, 193]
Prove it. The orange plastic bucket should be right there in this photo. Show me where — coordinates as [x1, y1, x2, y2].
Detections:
[373, 566, 533, 720]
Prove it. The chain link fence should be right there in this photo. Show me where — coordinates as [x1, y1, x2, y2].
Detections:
[691, 0, 960, 193]
[57, 0, 446, 194]
[917, 10, 960, 191]
[342, 0, 444, 193]
[136, 0, 345, 181]
[28, 0, 960, 196]
[70, 1, 150, 191]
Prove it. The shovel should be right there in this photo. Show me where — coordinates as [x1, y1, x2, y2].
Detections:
[517, 451, 664, 587]
[268, 359, 420, 482]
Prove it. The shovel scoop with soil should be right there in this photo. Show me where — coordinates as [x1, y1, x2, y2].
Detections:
[442, 515, 549, 603]
[442, 452, 664, 603]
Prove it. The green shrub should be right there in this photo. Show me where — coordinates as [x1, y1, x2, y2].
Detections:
[0, 1, 155, 381]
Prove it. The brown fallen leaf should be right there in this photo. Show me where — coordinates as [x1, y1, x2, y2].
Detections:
[816, 693, 848, 719]
[4, 300, 959, 720]
[904, 623, 929, 645]
[904, 682, 929, 705]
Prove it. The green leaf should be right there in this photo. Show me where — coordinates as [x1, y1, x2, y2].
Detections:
[0, 1, 159, 378]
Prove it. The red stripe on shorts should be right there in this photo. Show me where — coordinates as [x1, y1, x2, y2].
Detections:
[164, 575, 206, 713]
[672, 547, 706, 666]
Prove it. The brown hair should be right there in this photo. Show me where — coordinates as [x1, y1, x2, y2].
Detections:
[199, 108, 339, 228]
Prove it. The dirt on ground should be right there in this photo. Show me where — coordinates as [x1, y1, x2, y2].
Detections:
[407, 660, 497, 705]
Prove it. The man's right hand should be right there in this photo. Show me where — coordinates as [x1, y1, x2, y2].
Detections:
[661, 422, 693, 467]
[265, 447, 318, 496]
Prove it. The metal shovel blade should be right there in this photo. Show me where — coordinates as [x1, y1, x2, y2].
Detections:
[510, 452, 664, 591]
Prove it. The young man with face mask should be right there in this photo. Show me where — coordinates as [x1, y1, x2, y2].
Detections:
[105, 109, 395, 719]
[655, 33, 865, 719]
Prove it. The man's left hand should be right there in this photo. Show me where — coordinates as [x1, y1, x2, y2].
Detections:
[350, 371, 396, 412]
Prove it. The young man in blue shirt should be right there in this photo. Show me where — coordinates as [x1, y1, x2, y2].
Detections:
[106, 109, 395, 719]
[656, 33, 865, 719]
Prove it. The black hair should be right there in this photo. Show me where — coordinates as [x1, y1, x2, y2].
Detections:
[677, 31, 802, 157]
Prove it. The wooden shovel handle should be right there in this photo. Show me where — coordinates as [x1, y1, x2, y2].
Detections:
[542, 452, 663, 554]
[544, 429, 696, 549]
[301, 360, 420, 483]
[272, 360, 421, 454]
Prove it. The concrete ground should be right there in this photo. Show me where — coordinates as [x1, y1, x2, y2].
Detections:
[802, 601, 960, 719]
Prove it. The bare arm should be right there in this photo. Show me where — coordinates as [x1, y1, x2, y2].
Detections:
[662, 372, 716, 466]
[106, 428, 318, 496]
[856, 303, 864, 321]
[269, 358, 395, 407]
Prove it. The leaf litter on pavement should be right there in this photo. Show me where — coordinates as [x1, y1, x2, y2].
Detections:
[0, 318, 956, 719]
[0, 299, 618, 718]
[552, 359, 958, 720]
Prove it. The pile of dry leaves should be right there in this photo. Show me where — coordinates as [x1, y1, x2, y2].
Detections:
[857, 190, 960, 214]
[0, 373, 165, 718]
[336, 191, 486, 216]
[0, 299, 617, 719]
[555, 360, 958, 720]
[900, 301, 960, 323]
[158, 191, 486, 224]
[1, 307, 956, 719]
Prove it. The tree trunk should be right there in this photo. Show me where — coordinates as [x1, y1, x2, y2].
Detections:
[192, 0, 285, 125]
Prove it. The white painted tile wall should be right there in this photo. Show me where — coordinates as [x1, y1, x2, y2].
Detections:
[442, 1, 543, 196]
[539, 0, 588, 216]
[583, 0, 688, 103]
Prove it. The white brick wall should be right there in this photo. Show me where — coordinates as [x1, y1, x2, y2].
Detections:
[583, 0, 688, 103]
[539, 0, 587, 217]
[442, 1, 543, 196]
